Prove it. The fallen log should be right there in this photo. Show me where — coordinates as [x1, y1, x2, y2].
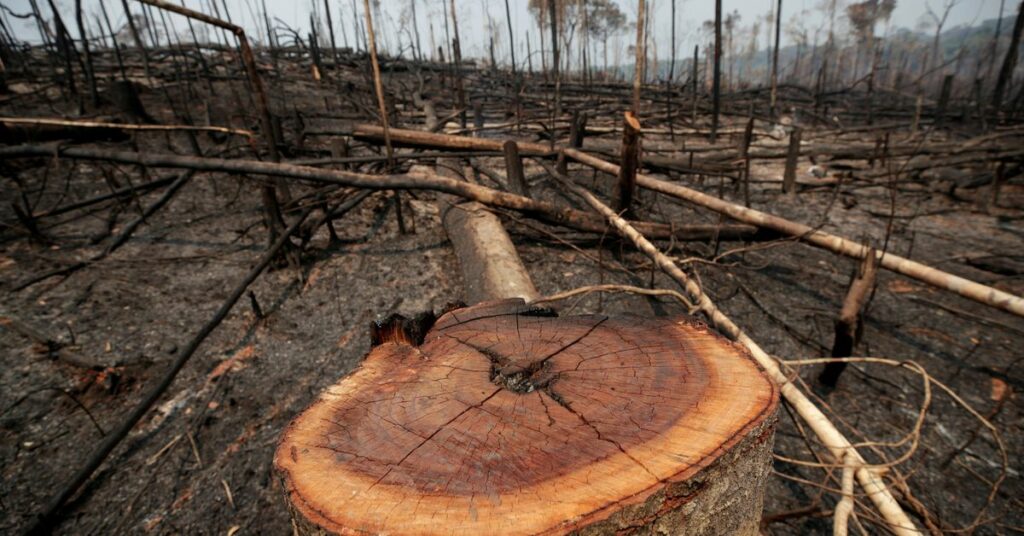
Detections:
[353, 123, 554, 155]
[563, 148, 1024, 318]
[0, 120, 129, 144]
[0, 117, 254, 140]
[275, 300, 778, 535]
[0, 144, 763, 244]
[547, 169, 920, 535]
[338, 127, 1024, 317]
[436, 160, 538, 303]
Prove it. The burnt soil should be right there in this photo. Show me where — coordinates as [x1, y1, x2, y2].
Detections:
[2, 61, 1023, 535]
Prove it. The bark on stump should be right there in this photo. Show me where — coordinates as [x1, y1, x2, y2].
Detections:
[275, 299, 778, 535]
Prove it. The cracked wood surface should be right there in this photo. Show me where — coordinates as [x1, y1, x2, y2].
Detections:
[275, 299, 777, 535]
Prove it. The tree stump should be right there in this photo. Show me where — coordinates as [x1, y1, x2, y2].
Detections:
[275, 299, 778, 535]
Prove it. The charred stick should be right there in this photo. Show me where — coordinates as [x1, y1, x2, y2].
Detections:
[12, 171, 194, 291]
[23, 206, 314, 535]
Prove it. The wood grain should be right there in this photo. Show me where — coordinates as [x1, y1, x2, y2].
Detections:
[275, 299, 777, 535]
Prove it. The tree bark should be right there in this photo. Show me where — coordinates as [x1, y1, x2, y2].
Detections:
[548, 0, 561, 118]
[819, 249, 879, 388]
[782, 126, 802, 194]
[435, 155, 538, 304]
[613, 111, 642, 215]
[503, 140, 529, 197]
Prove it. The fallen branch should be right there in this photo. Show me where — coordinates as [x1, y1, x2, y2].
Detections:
[548, 169, 921, 536]
[562, 147, 1024, 318]
[0, 314, 104, 369]
[352, 123, 554, 155]
[347, 125, 1024, 317]
[13, 170, 195, 291]
[833, 450, 857, 536]
[0, 117, 254, 140]
[23, 205, 315, 535]
[0, 144, 763, 243]
[532, 284, 697, 313]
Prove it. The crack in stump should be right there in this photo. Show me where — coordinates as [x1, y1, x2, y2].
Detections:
[544, 386, 662, 483]
[454, 316, 607, 394]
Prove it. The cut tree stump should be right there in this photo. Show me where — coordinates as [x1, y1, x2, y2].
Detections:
[275, 299, 778, 535]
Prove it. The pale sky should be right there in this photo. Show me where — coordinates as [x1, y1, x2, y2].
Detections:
[2, 0, 1009, 68]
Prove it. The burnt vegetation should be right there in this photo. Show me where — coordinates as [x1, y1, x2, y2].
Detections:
[0, 0, 1022, 534]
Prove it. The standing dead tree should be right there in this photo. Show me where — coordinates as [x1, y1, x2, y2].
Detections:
[711, 0, 722, 143]
[362, 0, 393, 167]
[993, 0, 1024, 110]
[134, 0, 290, 250]
[632, 0, 645, 115]
[550, 0, 562, 117]
[770, 0, 782, 118]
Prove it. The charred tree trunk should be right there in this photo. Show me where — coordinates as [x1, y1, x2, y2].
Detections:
[613, 111, 642, 216]
[323, 0, 340, 67]
[73, 0, 98, 107]
[449, 0, 467, 128]
[119, 0, 153, 80]
[548, 0, 561, 118]
[711, 0, 722, 143]
[782, 126, 801, 194]
[819, 250, 879, 388]
[503, 140, 529, 197]
[993, 0, 1024, 111]
[410, 0, 423, 61]
[633, 0, 646, 115]
[692, 45, 699, 122]
[770, 0, 782, 119]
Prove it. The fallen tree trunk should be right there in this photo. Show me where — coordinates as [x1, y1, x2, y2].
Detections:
[436, 160, 539, 303]
[337, 126, 1024, 317]
[563, 148, 1024, 318]
[0, 120, 129, 144]
[353, 123, 553, 155]
[0, 117, 253, 141]
[548, 169, 920, 535]
[275, 298, 778, 535]
[0, 144, 762, 244]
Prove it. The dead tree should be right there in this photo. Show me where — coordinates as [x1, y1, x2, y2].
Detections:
[711, 0, 722, 143]
[136, 0, 289, 249]
[993, 0, 1024, 111]
[410, 0, 423, 61]
[503, 140, 529, 197]
[322, 0, 340, 67]
[819, 250, 879, 388]
[362, 0, 393, 167]
[504, 0, 517, 76]
[73, 0, 98, 106]
[633, 0, 646, 115]
[782, 126, 801, 194]
[548, 0, 561, 118]
[770, 0, 782, 118]
[613, 111, 641, 216]
[449, 0, 467, 127]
